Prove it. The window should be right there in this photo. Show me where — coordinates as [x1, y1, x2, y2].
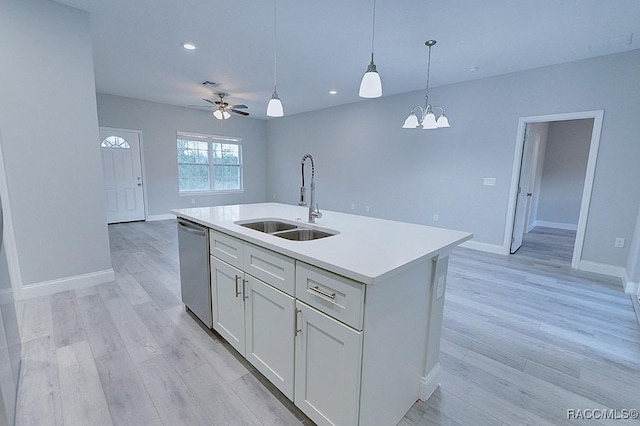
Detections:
[101, 136, 131, 149]
[177, 132, 243, 193]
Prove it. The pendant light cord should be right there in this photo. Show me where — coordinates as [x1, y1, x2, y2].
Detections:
[425, 44, 432, 106]
[370, 0, 377, 62]
[273, 0, 278, 91]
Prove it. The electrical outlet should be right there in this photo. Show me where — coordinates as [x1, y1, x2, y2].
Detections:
[273, 194, 277, 200]
[351, 203, 355, 210]
[614, 238, 625, 248]
[483, 177, 496, 186]
[433, 214, 439, 222]
[191, 198, 196, 205]
[436, 276, 446, 299]
[365, 205, 370, 213]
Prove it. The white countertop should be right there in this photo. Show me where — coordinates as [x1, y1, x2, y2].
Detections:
[171, 203, 472, 285]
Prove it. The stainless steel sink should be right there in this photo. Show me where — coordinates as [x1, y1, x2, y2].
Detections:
[235, 218, 338, 241]
[239, 220, 296, 233]
[273, 229, 336, 241]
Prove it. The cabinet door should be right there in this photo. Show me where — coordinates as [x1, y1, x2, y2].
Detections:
[294, 301, 363, 426]
[245, 276, 295, 400]
[211, 256, 246, 355]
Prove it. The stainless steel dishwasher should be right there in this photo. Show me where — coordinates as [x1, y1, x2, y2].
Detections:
[177, 218, 212, 327]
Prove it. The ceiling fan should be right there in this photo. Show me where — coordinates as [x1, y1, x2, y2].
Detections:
[190, 92, 249, 120]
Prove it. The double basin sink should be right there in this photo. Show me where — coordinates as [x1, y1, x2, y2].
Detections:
[235, 218, 338, 241]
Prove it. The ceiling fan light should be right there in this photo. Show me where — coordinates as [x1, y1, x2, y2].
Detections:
[436, 114, 450, 128]
[422, 112, 438, 129]
[267, 92, 284, 117]
[223, 111, 231, 120]
[402, 113, 420, 128]
[359, 63, 382, 98]
[213, 110, 223, 120]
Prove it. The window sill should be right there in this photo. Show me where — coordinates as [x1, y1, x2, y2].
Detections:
[178, 190, 244, 196]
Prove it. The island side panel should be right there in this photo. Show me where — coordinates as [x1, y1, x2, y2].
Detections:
[358, 259, 432, 426]
[420, 254, 450, 400]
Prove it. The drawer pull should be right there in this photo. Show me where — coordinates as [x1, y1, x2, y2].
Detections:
[308, 285, 336, 300]
[234, 275, 242, 298]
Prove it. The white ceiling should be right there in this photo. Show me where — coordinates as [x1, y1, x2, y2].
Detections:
[53, 0, 640, 120]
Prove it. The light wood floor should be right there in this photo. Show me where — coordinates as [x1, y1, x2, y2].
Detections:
[14, 222, 640, 426]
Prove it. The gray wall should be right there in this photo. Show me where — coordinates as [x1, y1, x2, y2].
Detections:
[0, 0, 112, 286]
[96, 94, 268, 217]
[536, 119, 593, 226]
[266, 49, 640, 268]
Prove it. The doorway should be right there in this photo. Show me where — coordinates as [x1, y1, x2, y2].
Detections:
[99, 127, 146, 223]
[505, 111, 604, 269]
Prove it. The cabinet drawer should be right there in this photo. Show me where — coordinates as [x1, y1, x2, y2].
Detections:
[243, 244, 295, 296]
[209, 230, 243, 269]
[295, 262, 364, 330]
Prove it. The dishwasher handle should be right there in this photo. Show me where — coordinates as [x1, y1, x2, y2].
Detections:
[177, 219, 206, 236]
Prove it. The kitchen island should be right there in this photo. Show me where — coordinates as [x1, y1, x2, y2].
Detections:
[172, 202, 472, 426]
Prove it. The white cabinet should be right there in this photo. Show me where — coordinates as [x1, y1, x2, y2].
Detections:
[294, 301, 362, 426]
[207, 229, 445, 426]
[209, 231, 295, 400]
[245, 276, 295, 399]
[210, 257, 245, 354]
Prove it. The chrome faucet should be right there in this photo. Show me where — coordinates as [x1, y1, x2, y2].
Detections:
[299, 154, 322, 223]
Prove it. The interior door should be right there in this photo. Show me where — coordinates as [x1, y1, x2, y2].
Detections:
[511, 124, 536, 253]
[99, 128, 145, 223]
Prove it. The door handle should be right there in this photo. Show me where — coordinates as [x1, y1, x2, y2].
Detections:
[242, 279, 248, 300]
[138, 183, 142, 186]
[294, 308, 302, 336]
[234, 275, 241, 297]
[527, 193, 532, 197]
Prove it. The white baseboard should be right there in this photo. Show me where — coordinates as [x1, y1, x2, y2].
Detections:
[19, 269, 115, 300]
[419, 363, 442, 401]
[624, 281, 639, 295]
[577, 260, 626, 280]
[535, 220, 578, 231]
[146, 214, 175, 221]
[459, 240, 506, 255]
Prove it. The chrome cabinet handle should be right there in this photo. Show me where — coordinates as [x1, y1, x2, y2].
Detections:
[308, 285, 336, 300]
[295, 308, 302, 336]
[242, 279, 249, 300]
[235, 275, 241, 297]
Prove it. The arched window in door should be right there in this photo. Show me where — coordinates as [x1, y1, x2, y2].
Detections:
[101, 136, 131, 149]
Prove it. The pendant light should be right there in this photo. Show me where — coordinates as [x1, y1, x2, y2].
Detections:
[359, 0, 382, 98]
[267, 0, 284, 117]
[402, 40, 450, 130]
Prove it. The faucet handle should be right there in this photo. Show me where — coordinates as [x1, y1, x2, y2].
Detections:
[313, 204, 322, 219]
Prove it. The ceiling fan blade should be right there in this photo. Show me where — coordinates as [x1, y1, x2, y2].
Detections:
[230, 109, 249, 116]
[202, 98, 216, 105]
[188, 104, 213, 109]
[229, 104, 248, 109]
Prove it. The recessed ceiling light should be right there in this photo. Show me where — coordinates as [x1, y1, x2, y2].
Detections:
[183, 42, 197, 50]
[469, 66, 480, 73]
[329, 90, 337, 95]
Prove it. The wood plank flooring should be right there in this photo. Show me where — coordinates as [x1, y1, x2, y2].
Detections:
[14, 222, 640, 425]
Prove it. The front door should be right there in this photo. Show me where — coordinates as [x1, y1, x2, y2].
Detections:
[99, 128, 145, 223]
